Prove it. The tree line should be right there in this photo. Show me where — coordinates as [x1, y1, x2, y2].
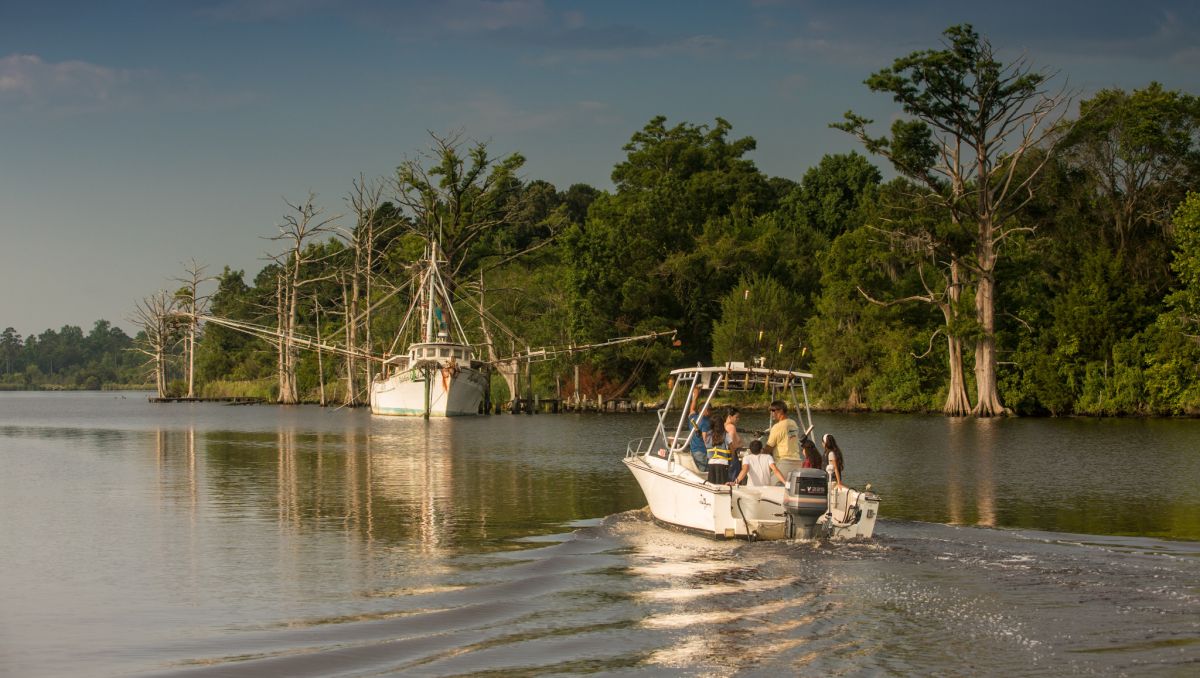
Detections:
[12, 25, 1198, 415]
[0, 321, 144, 389]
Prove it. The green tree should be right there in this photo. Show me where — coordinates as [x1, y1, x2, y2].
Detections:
[1166, 192, 1200, 339]
[1059, 83, 1200, 272]
[195, 267, 272, 383]
[807, 227, 936, 411]
[711, 274, 806, 368]
[835, 24, 1069, 416]
[1, 327, 20, 376]
[786, 152, 881, 239]
[560, 183, 600, 226]
[568, 116, 776, 377]
[392, 131, 531, 281]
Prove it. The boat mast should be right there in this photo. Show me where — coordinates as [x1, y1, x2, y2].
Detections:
[424, 242, 436, 344]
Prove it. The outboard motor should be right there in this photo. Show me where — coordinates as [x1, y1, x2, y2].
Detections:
[783, 469, 828, 539]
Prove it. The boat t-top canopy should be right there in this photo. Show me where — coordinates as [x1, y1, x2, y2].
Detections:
[670, 362, 813, 393]
[651, 362, 815, 457]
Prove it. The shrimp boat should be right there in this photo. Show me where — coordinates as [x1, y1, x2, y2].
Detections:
[369, 243, 490, 417]
[623, 363, 881, 540]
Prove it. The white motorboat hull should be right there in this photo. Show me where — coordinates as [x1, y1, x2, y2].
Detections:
[624, 453, 760, 538]
[370, 366, 489, 417]
[624, 451, 879, 540]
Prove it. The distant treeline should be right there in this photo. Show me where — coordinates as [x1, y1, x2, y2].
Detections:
[0, 321, 147, 390]
[110, 25, 1197, 416]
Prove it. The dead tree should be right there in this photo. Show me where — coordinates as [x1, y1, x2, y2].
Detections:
[268, 193, 340, 404]
[172, 259, 214, 398]
[338, 175, 395, 406]
[312, 293, 326, 406]
[131, 291, 180, 397]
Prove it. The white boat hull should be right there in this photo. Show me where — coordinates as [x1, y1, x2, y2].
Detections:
[623, 451, 879, 540]
[370, 366, 489, 417]
[624, 453, 758, 538]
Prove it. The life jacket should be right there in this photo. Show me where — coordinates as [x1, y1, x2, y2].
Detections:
[709, 447, 732, 463]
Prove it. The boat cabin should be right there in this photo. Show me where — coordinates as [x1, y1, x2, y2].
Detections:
[380, 342, 476, 374]
[407, 342, 473, 363]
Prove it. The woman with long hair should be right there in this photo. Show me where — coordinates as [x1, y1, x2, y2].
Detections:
[822, 433, 845, 487]
[800, 437, 823, 469]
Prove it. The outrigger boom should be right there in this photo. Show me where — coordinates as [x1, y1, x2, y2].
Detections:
[178, 314, 675, 369]
[171, 240, 674, 415]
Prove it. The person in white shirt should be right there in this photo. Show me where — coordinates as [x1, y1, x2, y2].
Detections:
[728, 440, 786, 487]
[822, 433, 845, 487]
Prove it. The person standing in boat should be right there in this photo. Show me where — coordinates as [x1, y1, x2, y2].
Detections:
[728, 439, 786, 486]
[687, 387, 712, 473]
[724, 407, 744, 484]
[822, 433, 845, 487]
[706, 418, 732, 484]
[800, 437, 823, 469]
[764, 400, 800, 467]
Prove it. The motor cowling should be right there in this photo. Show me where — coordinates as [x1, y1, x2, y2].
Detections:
[783, 468, 828, 539]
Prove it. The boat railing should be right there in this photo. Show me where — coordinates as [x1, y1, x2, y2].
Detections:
[628, 436, 696, 477]
[625, 437, 658, 458]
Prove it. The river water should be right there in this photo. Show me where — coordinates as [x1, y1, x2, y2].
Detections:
[1, 391, 1197, 676]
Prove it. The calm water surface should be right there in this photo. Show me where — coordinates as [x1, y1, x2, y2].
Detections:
[1, 392, 1197, 676]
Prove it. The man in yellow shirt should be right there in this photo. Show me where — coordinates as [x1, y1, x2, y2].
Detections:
[764, 400, 800, 462]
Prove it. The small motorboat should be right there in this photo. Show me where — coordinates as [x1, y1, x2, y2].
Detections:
[623, 363, 880, 540]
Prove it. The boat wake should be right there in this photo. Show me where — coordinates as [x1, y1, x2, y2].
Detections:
[134, 512, 1199, 677]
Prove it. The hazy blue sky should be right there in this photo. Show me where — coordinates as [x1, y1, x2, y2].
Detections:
[2, 0, 1197, 336]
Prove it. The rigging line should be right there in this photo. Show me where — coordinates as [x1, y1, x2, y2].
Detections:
[454, 286, 522, 345]
[445, 278, 522, 345]
[501, 329, 676, 363]
[431, 265, 470, 343]
[322, 272, 410, 349]
[387, 273, 422, 357]
[190, 314, 382, 363]
[612, 340, 656, 397]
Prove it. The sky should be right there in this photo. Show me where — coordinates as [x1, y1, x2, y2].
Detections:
[1, 0, 1198, 337]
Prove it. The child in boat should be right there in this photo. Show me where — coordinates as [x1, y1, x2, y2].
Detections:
[801, 438, 823, 469]
[706, 422, 731, 484]
[728, 440, 786, 487]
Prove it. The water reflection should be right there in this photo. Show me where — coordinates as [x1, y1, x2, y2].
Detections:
[141, 408, 1193, 546]
[944, 417, 997, 527]
[141, 417, 644, 558]
[370, 423, 457, 554]
[2, 395, 1199, 678]
[974, 419, 997, 527]
[154, 426, 199, 514]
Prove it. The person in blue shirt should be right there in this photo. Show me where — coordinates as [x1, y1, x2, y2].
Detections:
[687, 387, 712, 473]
